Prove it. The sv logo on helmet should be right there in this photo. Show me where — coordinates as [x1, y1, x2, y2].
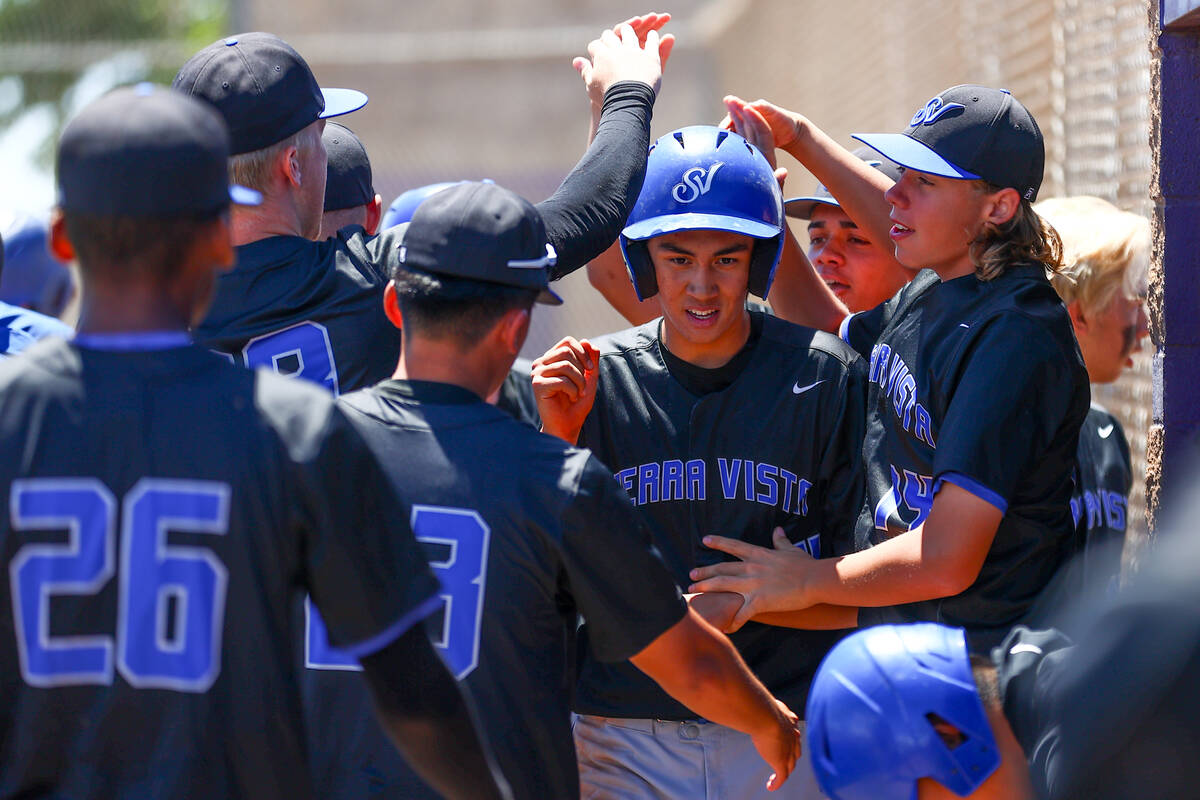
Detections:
[910, 96, 965, 127]
[671, 163, 725, 204]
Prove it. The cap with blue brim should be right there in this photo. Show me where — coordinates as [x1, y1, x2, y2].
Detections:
[785, 146, 903, 220]
[850, 84, 1044, 202]
[57, 83, 260, 217]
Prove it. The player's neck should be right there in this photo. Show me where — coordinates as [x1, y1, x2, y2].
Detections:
[393, 338, 506, 401]
[75, 280, 192, 335]
[230, 200, 311, 246]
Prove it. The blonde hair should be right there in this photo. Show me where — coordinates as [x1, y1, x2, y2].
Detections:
[1033, 196, 1150, 316]
[228, 131, 303, 193]
[969, 182, 1063, 281]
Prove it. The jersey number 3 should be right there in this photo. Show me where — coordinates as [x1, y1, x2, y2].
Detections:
[306, 505, 490, 679]
[9, 478, 230, 692]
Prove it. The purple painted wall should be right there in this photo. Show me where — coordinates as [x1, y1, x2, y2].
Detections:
[1153, 3, 1200, 516]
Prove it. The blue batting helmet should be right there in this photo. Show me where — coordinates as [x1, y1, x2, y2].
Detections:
[807, 624, 1001, 800]
[382, 180, 496, 229]
[620, 126, 784, 300]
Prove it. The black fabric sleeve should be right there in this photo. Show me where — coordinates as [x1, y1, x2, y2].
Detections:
[933, 314, 1080, 510]
[557, 452, 687, 662]
[537, 81, 655, 281]
[261, 381, 440, 652]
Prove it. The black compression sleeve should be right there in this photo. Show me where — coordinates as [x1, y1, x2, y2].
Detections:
[537, 81, 655, 281]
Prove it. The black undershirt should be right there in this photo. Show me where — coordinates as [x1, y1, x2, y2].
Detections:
[659, 311, 764, 396]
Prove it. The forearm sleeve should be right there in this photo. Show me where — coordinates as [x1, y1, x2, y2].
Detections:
[539, 81, 656, 281]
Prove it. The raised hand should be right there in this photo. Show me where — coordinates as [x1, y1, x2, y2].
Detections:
[723, 95, 806, 152]
[574, 15, 676, 105]
[722, 100, 788, 190]
[531, 336, 600, 445]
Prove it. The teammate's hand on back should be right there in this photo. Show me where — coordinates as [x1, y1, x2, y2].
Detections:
[531, 336, 599, 444]
[688, 527, 816, 630]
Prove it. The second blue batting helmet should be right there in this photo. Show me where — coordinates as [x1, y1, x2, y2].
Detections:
[806, 624, 1001, 800]
[620, 126, 784, 300]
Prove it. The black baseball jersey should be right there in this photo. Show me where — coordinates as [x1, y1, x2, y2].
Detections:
[843, 265, 1090, 649]
[1071, 404, 1132, 595]
[573, 311, 868, 719]
[303, 379, 687, 800]
[0, 337, 439, 800]
[195, 226, 405, 394]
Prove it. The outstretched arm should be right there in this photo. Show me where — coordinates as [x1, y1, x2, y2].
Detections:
[689, 486, 1003, 630]
[721, 96, 890, 331]
[361, 626, 512, 800]
[539, 16, 674, 280]
[631, 607, 802, 792]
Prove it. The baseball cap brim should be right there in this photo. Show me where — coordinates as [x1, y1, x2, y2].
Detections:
[319, 88, 368, 119]
[851, 133, 981, 180]
[536, 287, 563, 306]
[623, 212, 780, 242]
[784, 196, 838, 220]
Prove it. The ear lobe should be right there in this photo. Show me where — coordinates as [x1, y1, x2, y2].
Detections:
[284, 145, 303, 188]
[501, 308, 531, 356]
[48, 211, 76, 263]
[382, 281, 403, 330]
[986, 187, 1021, 226]
[1067, 299, 1088, 332]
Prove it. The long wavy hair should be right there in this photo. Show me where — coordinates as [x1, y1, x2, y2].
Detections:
[969, 182, 1063, 281]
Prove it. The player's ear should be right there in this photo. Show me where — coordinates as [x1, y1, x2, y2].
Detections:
[364, 194, 383, 236]
[1066, 298, 1088, 333]
[496, 307, 531, 357]
[383, 281, 403, 331]
[48, 209, 75, 263]
[982, 186, 1021, 227]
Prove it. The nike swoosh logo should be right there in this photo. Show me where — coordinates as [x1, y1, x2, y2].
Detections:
[1098, 424, 1114, 439]
[792, 379, 826, 395]
[1010, 643, 1043, 656]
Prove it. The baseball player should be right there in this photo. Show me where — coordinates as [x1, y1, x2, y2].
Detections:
[534, 125, 867, 798]
[175, 17, 672, 394]
[1036, 196, 1149, 595]
[689, 88, 1089, 650]
[0, 85, 509, 799]
[1, 213, 76, 320]
[805, 622, 1066, 800]
[0, 236, 72, 357]
[303, 180, 803, 798]
[320, 122, 383, 240]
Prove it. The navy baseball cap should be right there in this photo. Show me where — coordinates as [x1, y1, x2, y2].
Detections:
[785, 147, 903, 220]
[853, 85, 1044, 201]
[173, 32, 367, 155]
[56, 84, 261, 217]
[397, 181, 562, 305]
[322, 123, 373, 212]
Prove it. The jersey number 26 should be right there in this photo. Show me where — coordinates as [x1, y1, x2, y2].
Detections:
[9, 478, 230, 692]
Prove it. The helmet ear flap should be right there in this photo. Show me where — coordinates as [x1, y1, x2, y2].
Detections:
[619, 236, 658, 300]
[747, 233, 785, 299]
